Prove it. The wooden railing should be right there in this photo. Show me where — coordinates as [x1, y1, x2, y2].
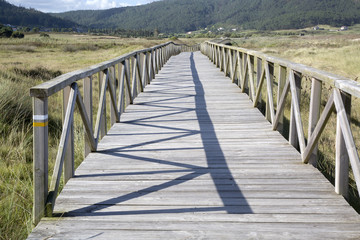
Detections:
[30, 42, 183, 225]
[201, 41, 360, 203]
[181, 43, 200, 52]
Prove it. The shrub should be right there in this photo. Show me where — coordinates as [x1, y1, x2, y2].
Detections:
[12, 67, 62, 80]
[0, 26, 13, 38]
[40, 32, 50, 38]
[11, 31, 25, 39]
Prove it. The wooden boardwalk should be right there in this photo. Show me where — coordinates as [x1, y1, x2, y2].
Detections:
[28, 52, 360, 239]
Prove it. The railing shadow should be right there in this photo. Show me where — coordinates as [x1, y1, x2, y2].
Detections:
[62, 52, 252, 217]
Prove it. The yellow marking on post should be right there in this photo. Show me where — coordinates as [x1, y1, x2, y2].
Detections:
[33, 122, 48, 127]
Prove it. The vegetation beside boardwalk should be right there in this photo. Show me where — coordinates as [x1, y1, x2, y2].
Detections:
[1, 28, 360, 239]
[231, 26, 360, 212]
[0, 33, 168, 240]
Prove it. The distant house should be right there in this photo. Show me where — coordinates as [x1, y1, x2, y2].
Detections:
[313, 26, 320, 30]
[340, 26, 348, 31]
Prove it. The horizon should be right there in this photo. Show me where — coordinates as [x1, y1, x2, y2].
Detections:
[5, 0, 159, 13]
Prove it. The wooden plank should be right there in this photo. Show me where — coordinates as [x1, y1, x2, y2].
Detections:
[28, 52, 360, 240]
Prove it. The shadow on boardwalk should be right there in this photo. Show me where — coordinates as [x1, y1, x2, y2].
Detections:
[64, 52, 252, 217]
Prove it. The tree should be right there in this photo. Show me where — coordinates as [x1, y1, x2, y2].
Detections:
[0, 25, 13, 38]
[11, 31, 24, 38]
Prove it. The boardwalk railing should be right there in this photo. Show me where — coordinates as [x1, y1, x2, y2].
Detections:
[181, 43, 200, 52]
[201, 41, 360, 203]
[30, 42, 183, 225]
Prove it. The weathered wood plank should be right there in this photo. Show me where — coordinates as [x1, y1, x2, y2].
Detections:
[28, 52, 360, 240]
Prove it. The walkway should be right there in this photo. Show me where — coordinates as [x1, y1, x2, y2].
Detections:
[28, 52, 360, 239]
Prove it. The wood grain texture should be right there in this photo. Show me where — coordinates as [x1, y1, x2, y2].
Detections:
[28, 52, 360, 239]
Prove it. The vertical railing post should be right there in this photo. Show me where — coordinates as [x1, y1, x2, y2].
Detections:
[150, 50, 155, 80]
[308, 78, 322, 167]
[63, 86, 74, 183]
[289, 72, 302, 150]
[145, 51, 151, 85]
[237, 51, 243, 88]
[118, 62, 125, 114]
[154, 49, 159, 74]
[158, 48, 163, 70]
[335, 91, 351, 199]
[148, 51, 153, 83]
[265, 63, 274, 122]
[83, 76, 93, 157]
[131, 55, 138, 99]
[99, 71, 107, 138]
[33, 97, 48, 225]
[277, 66, 287, 134]
[110, 66, 117, 126]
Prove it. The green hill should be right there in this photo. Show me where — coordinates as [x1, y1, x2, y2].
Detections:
[0, 0, 78, 28]
[52, 0, 360, 32]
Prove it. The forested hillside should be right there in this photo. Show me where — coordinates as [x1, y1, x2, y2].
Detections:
[0, 0, 77, 28]
[53, 0, 360, 32]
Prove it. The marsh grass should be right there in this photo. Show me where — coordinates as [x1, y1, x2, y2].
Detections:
[2, 30, 360, 239]
[0, 33, 166, 239]
[234, 26, 360, 212]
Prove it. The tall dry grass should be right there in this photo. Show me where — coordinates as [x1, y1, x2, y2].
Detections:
[0, 33, 166, 239]
[233, 27, 360, 211]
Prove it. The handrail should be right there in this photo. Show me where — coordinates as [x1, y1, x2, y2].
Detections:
[31, 41, 183, 225]
[201, 41, 360, 204]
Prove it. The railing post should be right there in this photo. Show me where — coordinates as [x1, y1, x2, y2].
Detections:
[154, 49, 159, 74]
[110, 66, 117, 126]
[289, 72, 302, 150]
[277, 66, 287, 134]
[308, 78, 322, 167]
[99, 71, 107, 138]
[83, 76, 93, 157]
[33, 97, 48, 225]
[335, 91, 351, 199]
[265, 62, 274, 123]
[131, 55, 139, 99]
[118, 62, 126, 114]
[63, 86, 74, 183]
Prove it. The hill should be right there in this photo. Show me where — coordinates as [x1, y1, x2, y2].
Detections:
[52, 0, 360, 32]
[0, 0, 78, 29]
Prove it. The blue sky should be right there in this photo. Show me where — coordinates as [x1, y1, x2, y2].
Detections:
[6, 0, 158, 13]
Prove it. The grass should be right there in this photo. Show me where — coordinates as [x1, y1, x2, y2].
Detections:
[0, 33, 167, 240]
[232, 25, 360, 212]
[1, 29, 360, 239]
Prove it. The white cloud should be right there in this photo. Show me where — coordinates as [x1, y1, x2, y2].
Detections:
[85, 0, 124, 9]
[6, 0, 157, 12]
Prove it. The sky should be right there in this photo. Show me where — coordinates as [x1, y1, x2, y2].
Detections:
[6, 0, 158, 13]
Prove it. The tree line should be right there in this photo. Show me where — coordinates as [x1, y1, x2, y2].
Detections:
[53, 0, 360, 32]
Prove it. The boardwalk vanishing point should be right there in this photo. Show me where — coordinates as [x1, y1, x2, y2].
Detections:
[28, 47, 360, 239]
